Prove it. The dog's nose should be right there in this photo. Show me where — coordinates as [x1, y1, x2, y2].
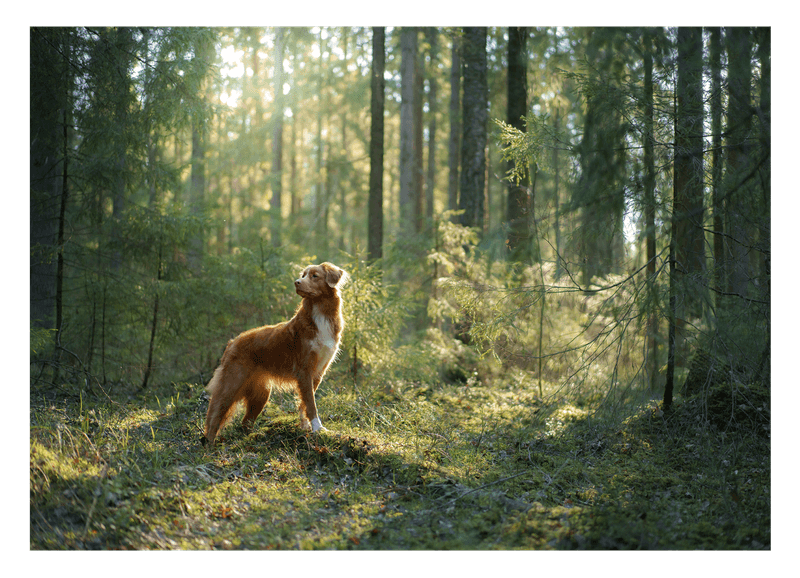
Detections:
[295, 278, 301, 286]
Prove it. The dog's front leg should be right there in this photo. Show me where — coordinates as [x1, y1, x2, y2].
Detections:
[297, 370, 325, 432]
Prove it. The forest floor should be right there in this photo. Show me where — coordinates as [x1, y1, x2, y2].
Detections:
[30, 371, 770, 551]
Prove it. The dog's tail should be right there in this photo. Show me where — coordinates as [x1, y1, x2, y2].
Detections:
[205, 366, 223, 395]
[205, 338, 234, 395]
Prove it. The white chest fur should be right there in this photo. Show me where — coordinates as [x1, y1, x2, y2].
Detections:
[311, 305, 338, 374]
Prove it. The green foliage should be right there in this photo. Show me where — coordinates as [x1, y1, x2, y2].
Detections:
[427, 215, 480, 324]
[337, 255, 413, 388]
[30, 365, 769, 550]
[494, 115, 556, 185]
[31, 326, 57, 357]
[434, 231, 660, 414]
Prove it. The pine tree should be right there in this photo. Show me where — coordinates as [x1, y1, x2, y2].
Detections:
[399, 27, 419, 238]
[368, 27, 386, 263]
[270, 27, 285, 247]
[458, 27, 488, 231]
[447, 32, 461, 218]
[506, 27, 529, 261]
[673, 27, 705, 318]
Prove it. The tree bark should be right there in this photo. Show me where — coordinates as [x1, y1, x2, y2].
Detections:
[425, 28, 439, 232]
[189, 32, 212, 269]
[724, 27, 753, 298]
[447, 34, 461, 219]
[643, 32, 658, 390]
[458, 27, 488, 231]
[413, 32, 425, 234]
[399, 27, 418, 237]
[709, 27, 724, 295]
[506, 26, 529, 261]
[368, 27, 386, 263]
[270, 27, 285, 247]
[30, 28, 66, 332]
[674, 27, 705, 318]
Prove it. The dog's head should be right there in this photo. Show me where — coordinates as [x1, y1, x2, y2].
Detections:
[295, 262, 349, 299]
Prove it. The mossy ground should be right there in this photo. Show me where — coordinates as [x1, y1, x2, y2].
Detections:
[30, 372, 770, 551]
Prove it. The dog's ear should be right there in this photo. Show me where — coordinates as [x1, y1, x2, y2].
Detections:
[322, 263, 348, 288]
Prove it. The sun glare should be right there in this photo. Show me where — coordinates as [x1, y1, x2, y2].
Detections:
[220, 45, 245, 79]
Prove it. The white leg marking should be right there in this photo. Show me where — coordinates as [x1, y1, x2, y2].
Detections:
[311, 416, 326, 432]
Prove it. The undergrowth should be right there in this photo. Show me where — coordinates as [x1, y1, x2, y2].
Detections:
[29, 365, 769, 550]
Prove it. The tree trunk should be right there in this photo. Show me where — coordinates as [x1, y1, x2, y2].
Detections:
[506, 26, 529, 261]
[724, 27, 753, 298]
[315, 29, 327, 247]
[368, 27, 386, 263]
[142, 242, 163, 389]
[458, 27, 488, 231]
[289, 33, 300, 221]
[270, 27, 285, 247]
[643, 33, 658, 391]
[447, 33, 461, 219]
[674, 27, 706, 318]
[413, 32, 425, 235]
[189, 32, 211, 269]
[425, 28, 439, 232]
[574, 29, 626, 286]
[339, 27, 350, 253]
[399, 27, 418, 237]
[709, 27, 724, 295]
[30, 28, 66, 332]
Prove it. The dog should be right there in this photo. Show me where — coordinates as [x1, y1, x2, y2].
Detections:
[202, 262, 348, 445]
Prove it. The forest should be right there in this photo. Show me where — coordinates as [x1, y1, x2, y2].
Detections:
[30, 26, 770, 552]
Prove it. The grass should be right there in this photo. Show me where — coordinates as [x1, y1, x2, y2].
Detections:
[29, 369, 770, 550]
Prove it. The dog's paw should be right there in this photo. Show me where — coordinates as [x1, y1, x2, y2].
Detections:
[311, 416, 327, 433]
[299, 419, 312, 431]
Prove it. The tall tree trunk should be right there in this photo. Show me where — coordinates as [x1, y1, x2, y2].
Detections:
[506, 26, 529, 261]
[399, 27, 418, 238]
[425, 28, 439, 232]
[724, 27, 753, 298]
[270, 27, 285, 247]
[368, 27, 386, 264]
[142, 241, 163, 389]
[664, 228, 677, 410]
[289, 33, 300, 221]
[552, 108, 562, 279]
[315, 29, 328, 250]
[109, 27, 134, 272]
[755, 27, 771, 382]
[339, 27, 350, 253]
[189, 117, 206, 267]
[30, 28, 66, 332]
[574, 29, 626, 286]
[458, 27, 488, 231]
[643, 32, 658, 390]
[413, 32, 425, 235]
[756, 26, 771, 295]
[674, 27, 706, 319]
[189, 32, 211, 269]
[709, 27, 724, 295]
[55, 95, 70, 365]
[447, 33, 461, 219]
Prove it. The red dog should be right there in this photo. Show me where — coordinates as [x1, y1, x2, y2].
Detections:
[202, 262, 348, 444]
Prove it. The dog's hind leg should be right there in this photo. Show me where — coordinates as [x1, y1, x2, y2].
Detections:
[242, 380, 271, 432]
[203, 364, 247, 444]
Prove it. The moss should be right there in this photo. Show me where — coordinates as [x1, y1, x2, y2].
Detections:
[30, 373, 770, 550]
